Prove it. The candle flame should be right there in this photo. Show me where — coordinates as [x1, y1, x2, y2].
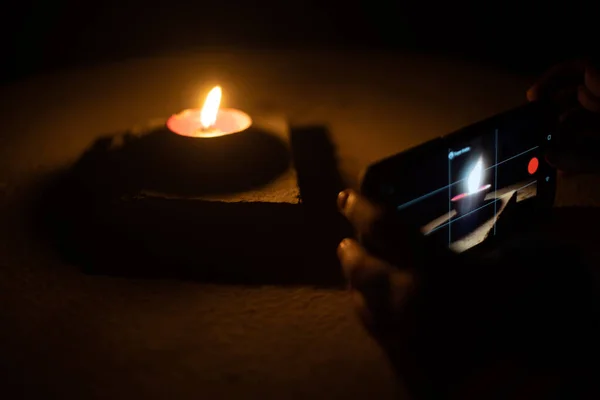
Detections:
[467, 157, 483, 194]
[200, 86, 222, 129]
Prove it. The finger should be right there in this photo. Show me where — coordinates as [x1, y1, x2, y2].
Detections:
[350, 289, 375, 328]
[553, 86, 579, 109]
[338, 188, 412, 255]
[338, 190, 383, 237]
[527, 59, 586, 102]
[338, 189, 452, 270]
[337, 238, 394, 321]
[338, 238, 415, 308]
[338, 237, 389, 285]
[584, 60, 600, 98]
[558, 106, 580, 123]
[339, 239, 417, 332]
[578, 84, 600, 113]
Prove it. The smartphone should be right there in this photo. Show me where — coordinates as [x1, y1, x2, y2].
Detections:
[360, 101, 558, 254]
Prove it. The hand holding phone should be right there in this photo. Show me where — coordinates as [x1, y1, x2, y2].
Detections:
[360, 101, 557, 254]
[337, 188, 595, 399]
[340, 91, 597, 400]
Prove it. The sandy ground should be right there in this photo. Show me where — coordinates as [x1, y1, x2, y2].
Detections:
[1, 50, 600, 399]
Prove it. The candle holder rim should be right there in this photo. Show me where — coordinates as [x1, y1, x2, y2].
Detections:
[451, 183, 492, 202]
[167, 107, 253, 138]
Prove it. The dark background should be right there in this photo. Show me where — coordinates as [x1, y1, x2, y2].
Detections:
[0, 0, 595, 85]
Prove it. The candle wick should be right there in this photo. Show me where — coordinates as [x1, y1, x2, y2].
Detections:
[197, 124, 217, 134]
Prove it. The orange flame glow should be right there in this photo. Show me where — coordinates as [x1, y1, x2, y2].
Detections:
[200, 86, 222, 129]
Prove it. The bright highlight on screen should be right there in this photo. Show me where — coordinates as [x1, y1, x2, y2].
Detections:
[467, 158, 483, 194]
[396, 129, 540, 254]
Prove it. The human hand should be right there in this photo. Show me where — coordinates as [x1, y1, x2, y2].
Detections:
[336, 189, 515, 398]
[527, 59, 600, 174]
[337, 189, 596, 399]
[527, 59, 600, 113]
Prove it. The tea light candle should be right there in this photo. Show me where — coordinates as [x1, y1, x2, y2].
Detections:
[167, 86, 252, 138]
[451, 157, 492, 215]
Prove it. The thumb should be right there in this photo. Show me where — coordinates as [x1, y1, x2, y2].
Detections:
[527, 59, 585, 102]
[338, 238, 415, 323]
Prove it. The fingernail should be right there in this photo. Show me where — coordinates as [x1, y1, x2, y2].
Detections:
[526, 88, 534, 101]
[338, 237, 352, 250]
[526, 86, 539, 102]
[337, 238, 361, 263]
[337, 190, 350, 210]
[338, 238, 363, 281]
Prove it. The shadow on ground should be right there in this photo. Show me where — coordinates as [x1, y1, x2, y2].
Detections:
[69, 125, 292, 197]
[34, 125, 352, 286]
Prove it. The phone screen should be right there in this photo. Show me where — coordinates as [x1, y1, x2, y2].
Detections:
[362, 103, 556, 253]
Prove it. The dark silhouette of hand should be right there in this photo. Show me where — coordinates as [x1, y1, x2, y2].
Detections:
[527, 59, 600, 114]
[528, 59, 600, 174]
[337, 189, 598, 399]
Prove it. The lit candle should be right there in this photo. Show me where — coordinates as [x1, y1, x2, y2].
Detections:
[167, 86, 252, 138]
[451, 157, 491, 215]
